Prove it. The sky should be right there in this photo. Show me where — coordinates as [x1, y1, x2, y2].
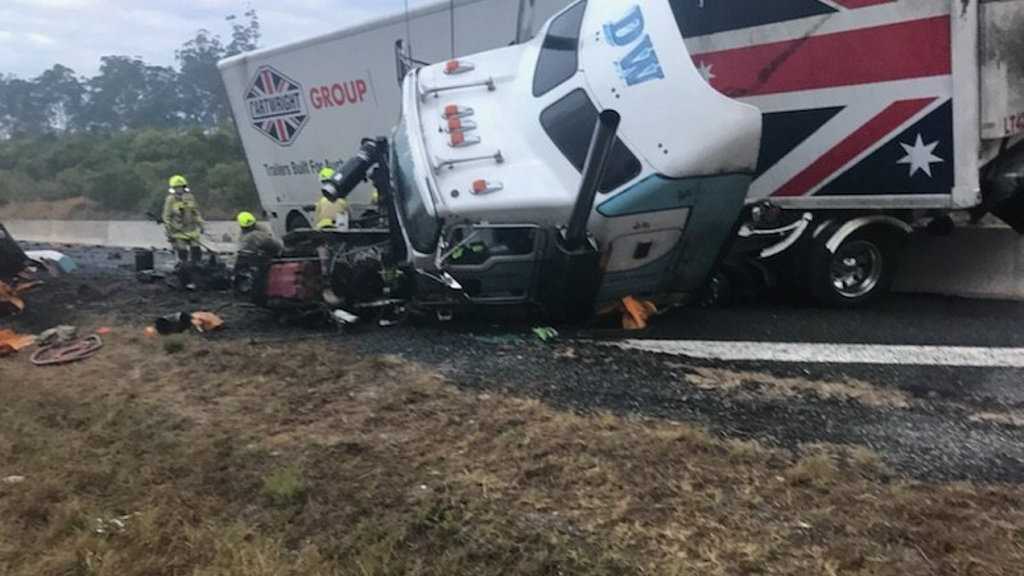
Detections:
[0, 0, 438, 79]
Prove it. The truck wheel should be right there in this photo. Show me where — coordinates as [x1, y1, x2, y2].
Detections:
[808, 227, 905, 307]
[286, 212, 311, 232]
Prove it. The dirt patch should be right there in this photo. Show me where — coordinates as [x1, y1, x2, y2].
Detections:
[685, 366, 912, 408]
[2, 330, 1024, 575]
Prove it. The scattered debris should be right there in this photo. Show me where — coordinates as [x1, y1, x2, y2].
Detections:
[94, 513, 138, 537]
[1, 475, 26, 485]
[135, 270, 165, 284]
[144, 326, 158, 338]
[532, 326, 559, 342]
[0, 329, 36, 357]
[155, 312, 192, 335]
[38, 325, 78, 347]
[0, 279, 42, 317]
[95, 327, 113, 336]
[25, 250, 77, 274]
[31, 335, 103, 367]
[332, 309, 360, 325]
[191, 311, 225, 333]
[619, 296, 658, 330]
[154, 311, 225, 335]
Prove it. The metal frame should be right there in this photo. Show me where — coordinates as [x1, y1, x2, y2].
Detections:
[951, 0, 983, 209]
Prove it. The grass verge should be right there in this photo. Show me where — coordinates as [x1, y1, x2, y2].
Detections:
[0, 331, 1022, 575]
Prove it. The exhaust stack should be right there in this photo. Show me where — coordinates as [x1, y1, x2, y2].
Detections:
[564, 109, 621, 249]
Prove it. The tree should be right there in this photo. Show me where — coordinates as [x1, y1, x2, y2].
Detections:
[82, 56, 150, 131]
[0, 76, 49, 137]
[226, 9, 261, 58]
[33, 65, 85, 132]
[176, 29, 227, 126]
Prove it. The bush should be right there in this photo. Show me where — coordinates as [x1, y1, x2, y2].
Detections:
[0, 125, 257, 218]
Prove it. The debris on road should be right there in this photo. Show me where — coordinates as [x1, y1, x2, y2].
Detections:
[25, 250, 77, 275]
[599, 296, 659, 331]
[191, 311, 225, 333]
[37, 325, 78, 347]
[154, 311, 225, 335]
[532, 326, 559, 342]
[0, 281, 27, 316]
[155, 312, 192, 335]
[1, 475, 26, 485]
[31, 335, 103, 367]
[0, 330, 36, 357]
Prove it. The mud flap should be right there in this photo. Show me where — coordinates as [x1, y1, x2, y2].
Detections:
[0, 223, 28, 280]
[984, 143, 1024, 233]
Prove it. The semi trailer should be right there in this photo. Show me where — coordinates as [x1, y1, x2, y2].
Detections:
[217, 0, 569, 235]
[222, 0, 1024, 317]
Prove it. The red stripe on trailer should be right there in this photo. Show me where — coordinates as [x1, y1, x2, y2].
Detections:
[773, 98, 935, 197]
[692, 16, 950, 97]
[832, 0, 896, 8]
[262, 70, 275, 95]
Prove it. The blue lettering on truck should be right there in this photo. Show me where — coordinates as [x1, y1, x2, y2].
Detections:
[604, 5, 664, 87]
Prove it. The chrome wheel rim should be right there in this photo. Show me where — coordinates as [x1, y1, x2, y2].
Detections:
[830, 240, 883, 299]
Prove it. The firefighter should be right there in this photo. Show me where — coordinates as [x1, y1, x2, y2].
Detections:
[314, 167, 349, 230]
[236, 211, 283, 257]
[234, 211, 282, 296]
[163, 175, 205, 265]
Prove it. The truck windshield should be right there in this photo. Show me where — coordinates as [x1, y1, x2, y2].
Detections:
[393, 116, 439, 253]
[532, 1, 586, 97]
[540, 89, 642, 193]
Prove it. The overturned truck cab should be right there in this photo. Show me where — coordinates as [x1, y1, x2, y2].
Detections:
[260, 0, 763, 324]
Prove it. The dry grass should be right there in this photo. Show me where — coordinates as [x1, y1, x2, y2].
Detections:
[686, 367, 911, 408]
[1, 328, 1023, 575]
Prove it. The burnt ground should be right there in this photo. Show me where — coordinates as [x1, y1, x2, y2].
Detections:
[6, 243, 1024, 484]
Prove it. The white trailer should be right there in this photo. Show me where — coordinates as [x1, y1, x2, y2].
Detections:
[218, 0, 568, 236]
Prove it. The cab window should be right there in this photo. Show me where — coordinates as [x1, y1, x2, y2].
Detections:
[539, 88, 642, 193]
[532, 1, 587, 97]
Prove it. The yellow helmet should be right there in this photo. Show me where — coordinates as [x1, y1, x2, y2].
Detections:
[236, 211, 257, 229]
[318, 167, 336, 182]
[168, 175, 188, 188]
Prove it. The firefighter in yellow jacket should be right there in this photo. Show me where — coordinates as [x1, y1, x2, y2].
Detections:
[314, 167, 349, 230]
[163, 175, 205, 264]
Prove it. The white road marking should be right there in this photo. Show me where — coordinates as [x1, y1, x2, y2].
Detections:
[610, 340, 1024, 368]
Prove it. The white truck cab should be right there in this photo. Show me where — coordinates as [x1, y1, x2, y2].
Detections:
[386, 0, 761, 315]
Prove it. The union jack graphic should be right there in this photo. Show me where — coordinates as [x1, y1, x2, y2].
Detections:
[677, 0, 954, 200]
[245, 66, 309, 146]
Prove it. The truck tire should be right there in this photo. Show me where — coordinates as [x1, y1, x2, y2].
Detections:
[807, 225, 906, 307]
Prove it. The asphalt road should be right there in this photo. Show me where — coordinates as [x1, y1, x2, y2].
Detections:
[648, 294, 1024, 348]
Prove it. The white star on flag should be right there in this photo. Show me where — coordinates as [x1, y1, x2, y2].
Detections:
[897, 134, 943, 178]
[697, 61, 716, 83]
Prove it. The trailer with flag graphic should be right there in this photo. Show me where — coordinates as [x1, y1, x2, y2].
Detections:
[669, 0, 1024, 305]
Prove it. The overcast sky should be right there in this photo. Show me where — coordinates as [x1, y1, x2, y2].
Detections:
[0, 0, 437, 78]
